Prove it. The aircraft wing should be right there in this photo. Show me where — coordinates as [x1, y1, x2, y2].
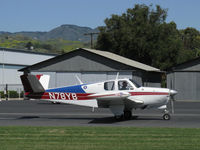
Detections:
[126, 96, 144, 105]
[88, 91, 144, 116]
[87, 91, 128, 107]
[88, 91, 144, 108]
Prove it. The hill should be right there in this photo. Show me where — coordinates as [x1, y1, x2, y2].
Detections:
[0, 24, 99, 42]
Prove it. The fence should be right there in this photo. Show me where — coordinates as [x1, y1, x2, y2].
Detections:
[0, 84, 24, 100]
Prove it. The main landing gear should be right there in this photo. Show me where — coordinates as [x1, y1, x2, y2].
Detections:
[124, 110, 132, 120]
[163, 110, 171, 120]
[114, 110, 132, 120]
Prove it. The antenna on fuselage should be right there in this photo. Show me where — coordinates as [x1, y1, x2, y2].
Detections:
[75, 75, 83, 84]
[115, 72, 119, 80]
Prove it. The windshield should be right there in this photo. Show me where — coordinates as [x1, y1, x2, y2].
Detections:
[129, 79, 141, 88]
[118, 80, 133, 90]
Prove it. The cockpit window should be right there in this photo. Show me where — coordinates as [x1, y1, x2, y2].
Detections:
[104, 81, 115, 91]
[129, 79, 141, 88]
[118, 80, 133, 90]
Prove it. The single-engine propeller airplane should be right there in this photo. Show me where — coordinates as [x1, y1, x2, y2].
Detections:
[20, 73, 177, 120]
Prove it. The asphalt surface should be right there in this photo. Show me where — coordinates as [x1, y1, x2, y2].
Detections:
[0, 100, 200, 128]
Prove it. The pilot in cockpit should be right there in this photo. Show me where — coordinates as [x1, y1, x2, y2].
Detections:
[119, 81, 128, 90]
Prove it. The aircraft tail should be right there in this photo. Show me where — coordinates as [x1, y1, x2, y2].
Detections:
[20, 74, 50, 93]
[35, 74, 50, 90]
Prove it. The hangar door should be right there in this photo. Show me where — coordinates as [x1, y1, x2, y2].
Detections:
[171, 72, 200, 100]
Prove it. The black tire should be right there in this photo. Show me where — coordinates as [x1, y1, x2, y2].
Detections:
[124, 111, 132, 120]
[114, 115, 123, 121]
[163, 114, 171, 120]
[52, 102, 61, 104]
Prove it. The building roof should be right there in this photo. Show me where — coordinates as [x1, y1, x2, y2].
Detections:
[0, 47, 57, 56]
[167, 56, 200, 72]
[0, 47, 57, 67]
[19, 48, 161, 72]
[83, 48, 160, 72]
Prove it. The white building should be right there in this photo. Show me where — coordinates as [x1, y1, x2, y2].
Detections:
[0, 48, 57, 92]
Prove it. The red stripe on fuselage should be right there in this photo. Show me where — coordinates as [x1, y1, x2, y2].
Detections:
[25, 91, 169, 101]
[40, 92, 94, 100]
[130, 92, 168, 96]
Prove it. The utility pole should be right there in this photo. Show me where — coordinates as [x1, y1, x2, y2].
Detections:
[84, 32, 99, 49]
[2, 49, 5, 93]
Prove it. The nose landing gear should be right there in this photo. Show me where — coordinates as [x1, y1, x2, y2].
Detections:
[163, 113, 171, 120]
[163, 109, 171, 120]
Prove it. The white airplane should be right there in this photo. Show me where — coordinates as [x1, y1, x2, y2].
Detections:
[20, 74, 177, 120]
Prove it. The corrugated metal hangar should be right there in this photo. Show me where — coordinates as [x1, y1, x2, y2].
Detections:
[167, 57, 200, 101]
[19, 48, 162, 88]
[0, 48, 57, 91]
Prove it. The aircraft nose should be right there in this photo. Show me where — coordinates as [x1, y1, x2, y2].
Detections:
[170, 90, 178, 96]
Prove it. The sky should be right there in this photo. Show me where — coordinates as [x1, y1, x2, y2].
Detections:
[0, 0, 200, 32]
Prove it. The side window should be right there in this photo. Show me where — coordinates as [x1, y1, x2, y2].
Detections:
[118, 81, 133, 90]
[104, 81, 115, 91]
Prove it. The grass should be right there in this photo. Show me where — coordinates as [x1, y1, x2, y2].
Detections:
[0, 126, 200, 150]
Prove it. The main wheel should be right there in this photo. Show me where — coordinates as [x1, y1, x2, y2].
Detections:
[114, 115, 123, 120]
[163, 114, 170, 120]
[52, 102, 61, 104]
[124, 110, 132, 120]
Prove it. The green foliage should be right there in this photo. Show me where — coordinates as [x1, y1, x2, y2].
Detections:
[20, 91, 24, 98]
[0, 35, 88, 54]
[0, 91, 21, 98]
[0, 91, 4, 98]
[96, 4, 200, 70]
[25, 41, 33, 50]
[9, 91, 19, 98]
[177, 28, 200, 64]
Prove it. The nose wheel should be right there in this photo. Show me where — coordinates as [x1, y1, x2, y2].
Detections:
[163, 110, 171, 120]
[163, 113, 171, 120]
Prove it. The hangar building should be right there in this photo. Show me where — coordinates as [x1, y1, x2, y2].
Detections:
[167, 57, 200, 101]
[19, 48, 162, 88]
[0, 48, 56, 92]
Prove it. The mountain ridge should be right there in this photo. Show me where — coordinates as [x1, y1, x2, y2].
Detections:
[0, 24, 99, 42]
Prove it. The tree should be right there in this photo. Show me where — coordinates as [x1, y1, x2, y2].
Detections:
[96, 4, 182, 70]
[25, 41, 34, 50]
[175, 28, 200, 64]
[181, 28, 200, 50]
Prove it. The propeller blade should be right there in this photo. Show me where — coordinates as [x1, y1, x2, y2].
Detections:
[169, 89, 177, 114]
[170, 96, 175, 114]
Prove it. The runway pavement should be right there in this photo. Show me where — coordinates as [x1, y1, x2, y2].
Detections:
[0, 100, 200, 128]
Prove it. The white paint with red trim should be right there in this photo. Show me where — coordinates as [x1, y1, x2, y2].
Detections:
[36, 74, 50, 90]
[21, 74, 178, 120]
